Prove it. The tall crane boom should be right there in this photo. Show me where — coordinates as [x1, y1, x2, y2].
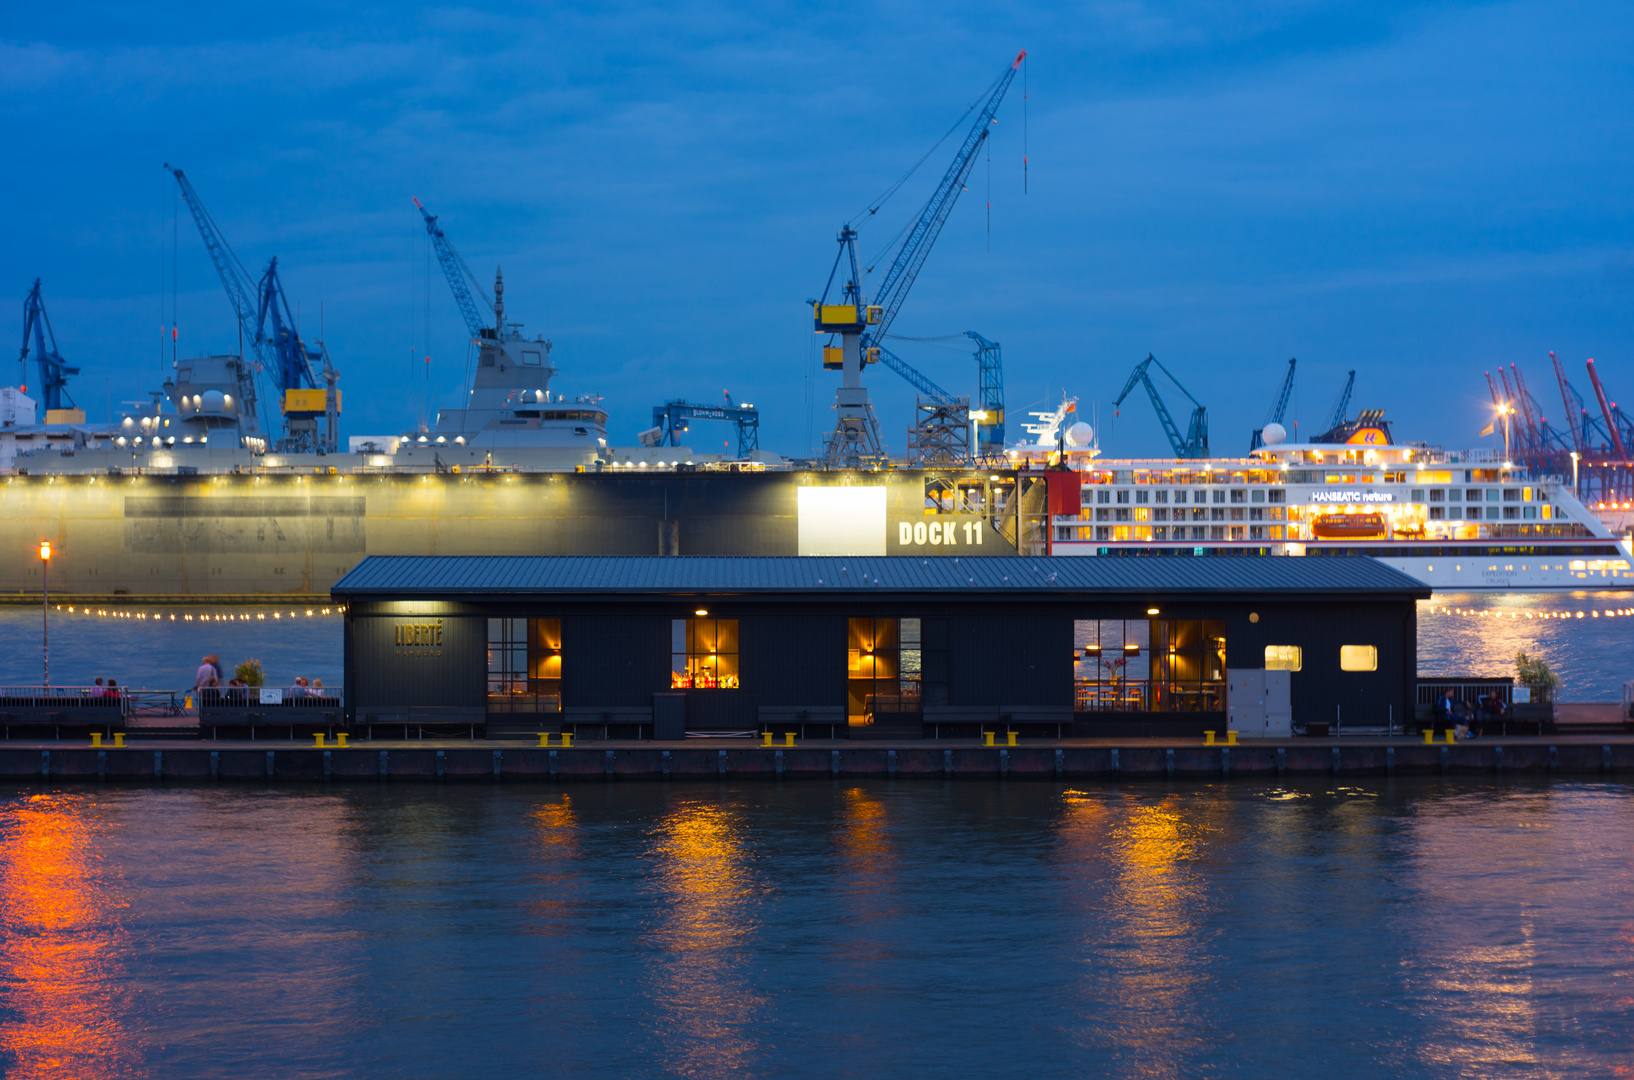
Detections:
[1113, 354, 1208, 458]
[1250, 357, 1296, 450]
[866, 50, 1025, 345]
[1325, 371, 1355, 433]
[413, 197, 495, 339]
[1585, 359, 1629, 459]
[965, 330, 1005, 451]
[165, 164, 263, 439]
[18, 279, 78, 412]
[877, 343, 956, 401]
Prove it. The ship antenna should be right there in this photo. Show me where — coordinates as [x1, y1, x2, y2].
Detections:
[493, 266, 505, 333]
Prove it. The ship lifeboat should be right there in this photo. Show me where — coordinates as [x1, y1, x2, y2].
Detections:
[1312, 513, 1386, 540]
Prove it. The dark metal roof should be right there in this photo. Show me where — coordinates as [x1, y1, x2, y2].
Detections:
[332, 555, 1429, 598]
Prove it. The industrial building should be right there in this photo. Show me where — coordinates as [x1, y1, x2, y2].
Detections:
[332, 554, 1428, 740]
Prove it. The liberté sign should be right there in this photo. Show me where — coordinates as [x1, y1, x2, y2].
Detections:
[1311, 490, 1395, 504]
[395, 619, 444, 657]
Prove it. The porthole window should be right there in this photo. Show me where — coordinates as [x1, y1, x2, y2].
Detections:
[1339, 644, 1378, 672]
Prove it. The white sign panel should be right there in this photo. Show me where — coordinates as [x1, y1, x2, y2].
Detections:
[1311, 489, 1396, 504]
[797, 486, 887, 555]
[259, 688, 284, 705]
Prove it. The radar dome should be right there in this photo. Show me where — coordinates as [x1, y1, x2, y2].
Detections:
[201, 390, 227, 413]
[1261, 422, 1287, 445]
[1066, 421, 1094, 448]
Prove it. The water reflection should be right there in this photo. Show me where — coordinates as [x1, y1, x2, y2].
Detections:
[642, 797, 765, 1076]
[0, 792, 139, 1079]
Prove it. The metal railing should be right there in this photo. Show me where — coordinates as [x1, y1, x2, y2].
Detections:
[198, 687, 342, 710]
[0, 686, 129, 712]
[1415, 679, 1552, 706]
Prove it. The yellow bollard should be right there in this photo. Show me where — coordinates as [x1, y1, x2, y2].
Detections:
[537, 733, 552, 747]
[184, 695, 193, 710]
[1445, 729, 1457, 745]
[761, 732, 774, 747]
[1007, 731, 1018, 747]
[784, 733, 796, 748]
[1227, 731, 1239, 746]
[562, 732, 573, 748]
[91, 733, 102, 748]
[1423, 730, 1434, 745]
[335, 733, 349, 748]
[112, 733, 125, 748]
[313, 733, 326, 748]
[983, 731, 996, 747]
[1204, 730, 1216, 745]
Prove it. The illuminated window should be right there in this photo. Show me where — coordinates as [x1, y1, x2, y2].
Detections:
[1339, 644, 1378, 672]
[1265, 645, 1302, 671]
[487, 617, 562, 713]
[848, 617, 921, 725]
[671, 618, 739, 689]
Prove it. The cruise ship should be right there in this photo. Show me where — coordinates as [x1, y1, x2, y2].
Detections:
[1021, 411, 1632, 591]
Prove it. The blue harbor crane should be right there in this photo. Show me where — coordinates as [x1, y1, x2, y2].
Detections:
[413, 197, 496, 339]
[1322, 371, 1355, 434]
[811, 50, 1025, 465]
[1112, 354, 1209, 458]
[649, 398, 761, 458]
[18, 279, 79, 414]
[1249, 357, 1296, 451]
[168, 165, 338, 451]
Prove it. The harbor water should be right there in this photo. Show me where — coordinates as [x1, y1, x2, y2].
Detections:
[0, 589, 1628, 699]
[2, 779, 1632, 1078]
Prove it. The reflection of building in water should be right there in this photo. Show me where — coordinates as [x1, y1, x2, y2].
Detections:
[644, 800, 764, 1076]
[0, 794, 140, 1078]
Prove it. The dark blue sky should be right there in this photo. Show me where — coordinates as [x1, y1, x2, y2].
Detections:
[7, 1, 1632, 457]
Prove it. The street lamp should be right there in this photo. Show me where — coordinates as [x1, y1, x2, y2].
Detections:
[1570, 451, 1580, 496]
[38, 541, 51, 687]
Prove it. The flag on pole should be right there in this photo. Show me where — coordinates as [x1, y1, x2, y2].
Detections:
[1479, 420, 1495, 437]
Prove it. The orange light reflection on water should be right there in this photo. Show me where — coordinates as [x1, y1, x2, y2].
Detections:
[644, 799, 764, 1075]
[0, 793, 140, 1079]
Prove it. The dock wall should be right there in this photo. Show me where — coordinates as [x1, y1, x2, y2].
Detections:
[6, 741, 1633, 783]
[0, 470, 1022, 597]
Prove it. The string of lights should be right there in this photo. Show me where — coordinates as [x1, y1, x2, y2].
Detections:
[53, 606, 344, 622]
[1423, 606, 1631, 619]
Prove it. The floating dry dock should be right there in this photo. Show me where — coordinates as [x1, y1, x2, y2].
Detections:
[6, 738, 1634, 782]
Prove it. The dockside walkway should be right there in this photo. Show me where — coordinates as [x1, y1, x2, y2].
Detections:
[6, 735, 1634, 783]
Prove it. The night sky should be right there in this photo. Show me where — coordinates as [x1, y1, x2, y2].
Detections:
[7, 1, 1632, 458]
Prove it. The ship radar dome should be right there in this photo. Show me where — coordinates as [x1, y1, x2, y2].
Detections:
[202, 389, 227, 414]
[1261, 422, 1287, 445]
[1066, 422, 1094, 447]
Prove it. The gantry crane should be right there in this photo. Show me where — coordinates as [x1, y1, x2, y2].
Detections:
[18, 279, 79, 414]
[966, 331, 1005, 455]
[1113, 354, 1208, 458]
[647, 398, 761, 458]
[167, 165, 338, 451]
[1249, 357, 1296, 450]
[810, 50, 1025, 466]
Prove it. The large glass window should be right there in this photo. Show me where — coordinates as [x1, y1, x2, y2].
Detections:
[1075, 618, 1225, 712]
[1265, 645, 1302, 671]
[848, 617, 921, 726]
[487, 618, 562, 713]
[671, 619, 739, 688]
[1340, 644, 1378, 671]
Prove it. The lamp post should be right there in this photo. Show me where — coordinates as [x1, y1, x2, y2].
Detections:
[38, 541, 51, 687]
[1570, 451, 1580, 497]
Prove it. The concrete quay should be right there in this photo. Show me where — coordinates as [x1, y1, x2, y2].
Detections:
[5, 737, 1634, 783]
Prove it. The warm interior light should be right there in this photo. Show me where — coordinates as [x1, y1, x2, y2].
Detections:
[694, 608, 708, 616]
[1146, 607, 1159, 615]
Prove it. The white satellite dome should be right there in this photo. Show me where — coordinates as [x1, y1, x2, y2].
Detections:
[201, 389, 227, 414]
[1066, 421, 1094, 447]
[1261, 421, 1287, 445]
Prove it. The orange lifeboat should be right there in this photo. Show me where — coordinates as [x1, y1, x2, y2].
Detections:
[1312, 513, 1386, 539]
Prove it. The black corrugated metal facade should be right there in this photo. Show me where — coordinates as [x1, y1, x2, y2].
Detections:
[336, 555, 1426, 738]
